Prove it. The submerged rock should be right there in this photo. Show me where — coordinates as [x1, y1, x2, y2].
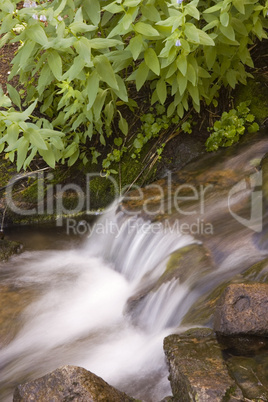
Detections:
[226, 354, 268, 401]
[214, 283, 268, 336]
[163, 328, 243, 401]
[13, 365, 136, 402]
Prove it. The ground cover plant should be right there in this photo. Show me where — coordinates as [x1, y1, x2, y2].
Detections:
[0, 0, 267, 172]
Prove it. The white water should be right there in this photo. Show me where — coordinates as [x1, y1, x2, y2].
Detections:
[1, 134, 268, 401]
[0, 210, 194, 401]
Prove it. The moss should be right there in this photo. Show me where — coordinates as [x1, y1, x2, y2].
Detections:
[234, 77, 268, 124]
[0, 238, 22, 261]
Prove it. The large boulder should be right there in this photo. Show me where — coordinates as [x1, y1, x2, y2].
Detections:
[13, 365, 135, 402]
[214, 283, 268, 336]
[163, 328, 243, 402]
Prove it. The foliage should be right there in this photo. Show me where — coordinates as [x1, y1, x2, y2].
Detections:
[0, 0, 267, 170]
[205, 101, 259, 151]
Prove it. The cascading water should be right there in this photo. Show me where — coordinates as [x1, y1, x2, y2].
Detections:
[0, 210, 195, 402]
[0, 131, 268, 401]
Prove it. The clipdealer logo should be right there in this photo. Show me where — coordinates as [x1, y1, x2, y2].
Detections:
[228, 171, 263, 233]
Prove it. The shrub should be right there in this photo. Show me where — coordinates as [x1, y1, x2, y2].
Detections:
[0, 0, 267, 170]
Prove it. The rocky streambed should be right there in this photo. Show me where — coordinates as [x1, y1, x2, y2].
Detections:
[1, 132, 268, 401]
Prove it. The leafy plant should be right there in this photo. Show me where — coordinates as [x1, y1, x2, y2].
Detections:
[0, 0, 267, 170]
[205, 101, 259, 151]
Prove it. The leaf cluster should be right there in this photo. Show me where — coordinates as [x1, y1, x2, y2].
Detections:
[0, 0, 267, 170]
[205, 101, 260, 151]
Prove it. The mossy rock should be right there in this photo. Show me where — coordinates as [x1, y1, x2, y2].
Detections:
[162, 243, 215, 286]
[0, 238, 22, 261]
[234, 77, 268, 125]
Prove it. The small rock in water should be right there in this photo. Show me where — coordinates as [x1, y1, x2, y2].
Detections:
[13, 365, 135, 402]
[214, 283, 268, 336]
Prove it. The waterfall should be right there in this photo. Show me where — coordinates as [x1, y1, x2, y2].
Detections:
[1, 132, 268, 401]
[0, 206, 196, 402]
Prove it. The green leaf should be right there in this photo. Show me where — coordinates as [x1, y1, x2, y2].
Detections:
[88, 38, 122, 49]
[199, 30, 215, 46]
[177, 72, 188, 96]
[134, 22, 159, 37]
[47, 50, 62, 81]
[7, 84, 21, 111]
[141, 4, 160, 22]
[134, 138, 143, 149]
[16, 137, 29, 171]
[144, 48, 160, 76]
[204, 2, 223, 14]
[156, 79, 167, 105]
[26, 25, 48, 47]
[19, 40, 36, 69]
[94, 55, 119, 90]
[188, 83, 199, 105]
[63, 56, 85, 81]
[113, 75, 128, 102]
[39, 144, 56, 168]
[70, 21, 96, 35]
[27, 128, 48, 150]
[226, 70, 237, 88]
[68, 149, 79, 166]
[118, 112, 128, 135]
[124, 0, 141, 5]
[135, 62, 149, 91]
[6, 123, 20, 147]
[176, 54, 188, 76]
[74, 37, 92, 66]
[205, 46, 216, 69]
[114, 137, 123, 146]
[86, 71, 100, 109]
[93, 89, 107, 121]
[184, 23, 200, 43]
[83, 0, 101, 25]
[233, 0, 245, 14]
[185, 4, 200, 20]
[220, 12, 229, 27]
[127, 35, 145, 60]
[103, 2, 123, 14]
[220, 24, 236, 41]
[198, 67, 211, 78]
[186, 63, 197, 86]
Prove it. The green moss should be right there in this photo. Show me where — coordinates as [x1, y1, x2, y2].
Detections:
[234, 78, 268, 124]
[0, 238, 21, 261]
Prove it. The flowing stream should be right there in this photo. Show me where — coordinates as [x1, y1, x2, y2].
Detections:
[0, 131, 268, 401]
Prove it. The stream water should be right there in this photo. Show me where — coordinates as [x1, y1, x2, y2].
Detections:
[0, 132, 268, 401]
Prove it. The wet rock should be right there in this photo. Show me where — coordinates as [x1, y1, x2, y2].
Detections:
[214, 283, 268, 336]
[13, 365, 135, 402]
[226, 353, 268, 401]
[181, 258, 268, 327]
[163, 328, 243, 402]
[0, 285, 35, 348]
[0, 238, 22, 261]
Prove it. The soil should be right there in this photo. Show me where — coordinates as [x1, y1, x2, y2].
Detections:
[0, 42, 19, 93]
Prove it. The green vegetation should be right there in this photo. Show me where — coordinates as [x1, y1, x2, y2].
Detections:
[205, 101, 259, 151]
[0, 0, 267, 171]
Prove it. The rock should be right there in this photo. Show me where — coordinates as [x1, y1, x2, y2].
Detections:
[0, 238, 22, 261]
[13, 365, 136, 402]
[226, 354, 268, 401]
[163, 328, 243, 402]
[214, 283, 268, 336]
[0, 285, 35, 348]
